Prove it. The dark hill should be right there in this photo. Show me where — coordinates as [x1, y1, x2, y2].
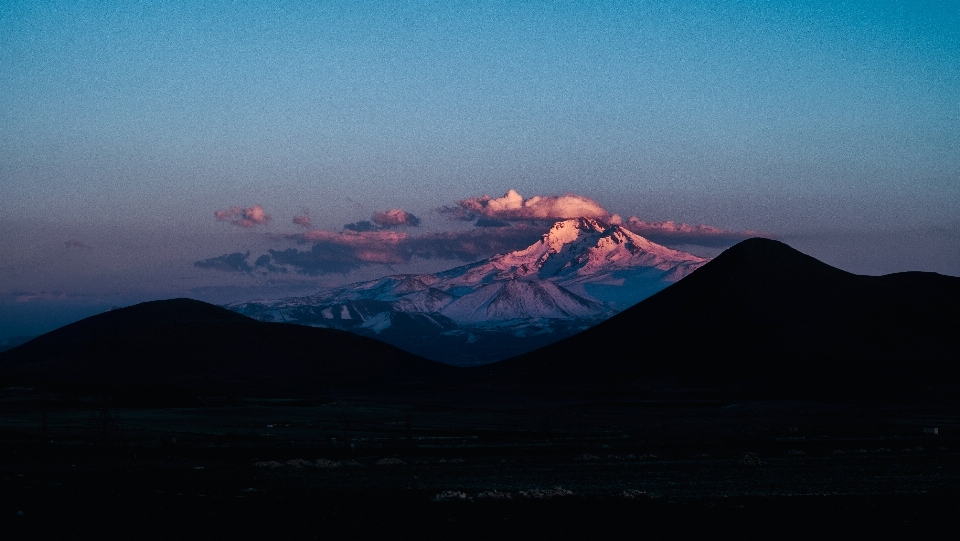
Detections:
[0, 298, 451, 399]
[486, 238, 960, 393]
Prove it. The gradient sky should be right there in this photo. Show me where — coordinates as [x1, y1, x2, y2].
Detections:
[2, 0, 959, 340]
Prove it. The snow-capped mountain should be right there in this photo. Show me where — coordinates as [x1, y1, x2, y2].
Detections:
[228, 218, 707, 365]
[434, 217, 706, 311]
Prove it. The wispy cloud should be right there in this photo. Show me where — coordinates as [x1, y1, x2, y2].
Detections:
[269, 230, 407, 275]
[268, 225, 543, 276]
[621, 217, 770, 247]
[194, 252, 254, 273]
[13, 291, 68, 303]
[214, 205, 272, 228]
[64, 240, 92, 250]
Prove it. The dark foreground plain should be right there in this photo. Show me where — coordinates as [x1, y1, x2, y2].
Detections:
[2, 238, 959, 537]
[2, 388, 959, 538]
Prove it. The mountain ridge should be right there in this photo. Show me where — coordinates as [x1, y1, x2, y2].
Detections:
[0, 298, 451, 399]
[484, 238, 960, 393]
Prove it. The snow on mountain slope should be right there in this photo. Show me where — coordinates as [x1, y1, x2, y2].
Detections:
[393, 288, 456, 313]
[439, 279, 605, 323]
[290, 274, 440, 305]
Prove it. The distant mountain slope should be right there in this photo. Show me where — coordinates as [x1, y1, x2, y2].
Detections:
[0, 298, 450, 399]
[487, 238, 960, 391]
[229, 219, 707, 365]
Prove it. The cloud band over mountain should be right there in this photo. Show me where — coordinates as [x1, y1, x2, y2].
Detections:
[440, 190, 766, 245]
[270, 226, 544, 275]
[196, 191, 767, 276]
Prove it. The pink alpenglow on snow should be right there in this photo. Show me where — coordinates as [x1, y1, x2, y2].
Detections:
[215, 205, 272, 228]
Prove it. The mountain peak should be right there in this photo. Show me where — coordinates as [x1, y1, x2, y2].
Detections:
[704, 237, 848, 282]
[542, 217, 609, 252]
[492, 218, 706, 283]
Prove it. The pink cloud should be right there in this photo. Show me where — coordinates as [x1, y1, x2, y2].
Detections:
[215, 205, 272, 228]
[371, 208, 421, 228]
[197, 192, 777, 276]
[443, 189, 609, 222]
[287, 230, 410, 265]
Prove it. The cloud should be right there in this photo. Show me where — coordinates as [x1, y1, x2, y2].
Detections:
[372, 208, 421, 228]
[268, 225, 544, 276]
[194, 252, 254, 273]
[343, 220, 378, 232]
[406, 225, 545, 261]
[271, 230, 411, 275]
[254, 254, 287, 274]
[195, 191, 775, 277]
[64, 240, 92, 250]
[622, 217, 770, 247]
[344, 208, 421, 232]
[292, 214, 312, 228]
[214, 205, 272, 228]
[442, 189, 610, 223]
[474, 218, 511, 228]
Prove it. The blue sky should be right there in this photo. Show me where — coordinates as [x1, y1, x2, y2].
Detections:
[2, 0, 959, 339]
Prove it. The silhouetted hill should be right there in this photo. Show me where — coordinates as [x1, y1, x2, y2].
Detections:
[487, 238, 960, 393]
[0, 298, 451, 400]
[0, 335, 35, 354]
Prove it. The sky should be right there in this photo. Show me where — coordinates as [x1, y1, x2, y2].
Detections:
[2, 0, 959, 340]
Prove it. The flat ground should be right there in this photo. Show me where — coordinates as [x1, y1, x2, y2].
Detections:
[2, 389, 959, 538]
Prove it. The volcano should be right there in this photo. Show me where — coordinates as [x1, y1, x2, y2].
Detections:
[229, 218, 707, 365]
